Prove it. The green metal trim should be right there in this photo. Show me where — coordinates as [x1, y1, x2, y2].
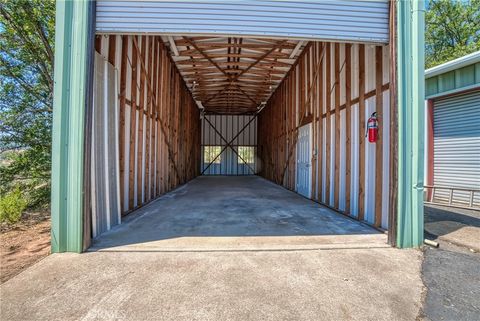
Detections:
[425, 84, 480, 100]
[425, 62, 480, 97]
[51, 0, 93, 253]
[396, 0, 425, 248]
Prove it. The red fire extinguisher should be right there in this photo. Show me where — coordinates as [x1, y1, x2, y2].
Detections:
[366, 112, 378, 143]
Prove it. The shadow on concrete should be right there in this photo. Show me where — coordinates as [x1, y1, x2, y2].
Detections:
[90, 176, 384, 251]
[424, 204, 480, 240]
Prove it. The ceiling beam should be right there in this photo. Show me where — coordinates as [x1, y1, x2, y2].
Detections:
[182, 36, 230, 79]
[168, 36, 179, 56]
[289, 41, 304, 58]
[234, 40, 288, 80]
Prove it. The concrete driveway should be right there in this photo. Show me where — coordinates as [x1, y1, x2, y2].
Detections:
[1, 177, 424, 320]
[1, 249, 423, 321]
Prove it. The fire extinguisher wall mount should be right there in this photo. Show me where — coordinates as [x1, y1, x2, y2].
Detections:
[366, 112, 379, 143]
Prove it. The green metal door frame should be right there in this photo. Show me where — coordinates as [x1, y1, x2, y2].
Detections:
[51, 0, 95, 253]
[396, 0, 425, 247]
[51, 0, 425, 252]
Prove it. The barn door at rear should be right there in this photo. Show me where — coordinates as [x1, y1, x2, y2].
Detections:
[296, 123, 312, 198]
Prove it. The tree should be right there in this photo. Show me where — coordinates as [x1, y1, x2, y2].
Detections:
[426, 0, 480, 68]
[0, 0, 55, 210]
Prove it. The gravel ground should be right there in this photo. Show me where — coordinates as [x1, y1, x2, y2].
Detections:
[0, 212, 50, 284]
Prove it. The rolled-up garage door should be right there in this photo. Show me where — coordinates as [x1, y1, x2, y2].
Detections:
[95, 0, 389, 43]
[433, 90, 480, 207]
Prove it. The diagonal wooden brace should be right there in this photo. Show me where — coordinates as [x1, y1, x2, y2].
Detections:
[203, 116, 256, 174]
[202, 114, 258, 174]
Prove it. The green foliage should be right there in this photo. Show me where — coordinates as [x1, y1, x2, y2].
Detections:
[0, 187, 27, 224]
[426, 0, 480, 68]
[0, 0, 55, 210]
[203, 146, 222, 164]
[237, 146, 255, 164]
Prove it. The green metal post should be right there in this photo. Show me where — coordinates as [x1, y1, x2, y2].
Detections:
[51, 0, 93, 253]
[396, 0, 425, 247]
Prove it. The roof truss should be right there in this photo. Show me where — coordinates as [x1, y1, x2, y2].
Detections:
[162, 36, 306, 114]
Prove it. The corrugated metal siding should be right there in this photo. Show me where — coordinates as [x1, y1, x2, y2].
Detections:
[96, 35, 201, 217]
[426, 62, 480, 98]
[96, 0, 389, 43]
[433, 91, 480, 207]
[201, 114, 257, 175]
[91, 53, 121, 237]
[258, 42, 391, 228]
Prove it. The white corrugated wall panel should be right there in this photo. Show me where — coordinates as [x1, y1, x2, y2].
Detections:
[312, 43, 389, 225]
[201, 114, 258, 175]
[433, 91, 480, 207]
[91, 53, 122, 237]
[96, 0, 389, 43]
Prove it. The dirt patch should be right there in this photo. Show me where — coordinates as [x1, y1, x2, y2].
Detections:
[0, 212, 51, 284]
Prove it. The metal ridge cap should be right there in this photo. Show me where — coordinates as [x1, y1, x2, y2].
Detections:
[425, 50, 480, 78]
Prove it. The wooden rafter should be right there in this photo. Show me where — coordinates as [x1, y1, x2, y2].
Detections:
[181, 36, 230, 79]
[234, 40, 288, 80]
[165, 36, 305, 114]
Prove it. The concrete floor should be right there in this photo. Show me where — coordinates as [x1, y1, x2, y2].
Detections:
[0, 176, 425, 321]
[91, 176, 387, 251]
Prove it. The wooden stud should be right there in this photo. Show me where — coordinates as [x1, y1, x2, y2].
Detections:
[119, 36, 128, 213]
[256, 38, 391, 229]
[95, 35, 102, 52]
[136, 35, 146, 205]
[388, 0, 398, 245]
[311, 43, 317, 199]
[358, 44, 366, 221]
[128, 36, 138, 210]
[111, 34, 201, 216]
[334, 43, 340, 209]
[325, 43, 331, 206]
[318, 42, 324, 201]
[374, 46, 384, 227]
[108, 36, 116, 65]
[345, 43, 352, 215]
[144, 36, 153, 202]
[153, 37, 160, 197]
[279, 44, 326, 185]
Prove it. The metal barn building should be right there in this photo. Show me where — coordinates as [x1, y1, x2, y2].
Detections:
[424, 51, 480, 209]
[51, 0, 425, 252]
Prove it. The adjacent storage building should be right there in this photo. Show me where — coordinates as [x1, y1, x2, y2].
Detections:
[425, 51, 480, 209]
[51, 0, 425, 252]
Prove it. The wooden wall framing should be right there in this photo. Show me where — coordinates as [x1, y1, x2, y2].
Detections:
[258, 41, 392, 229]
[95, 35, 201, 215]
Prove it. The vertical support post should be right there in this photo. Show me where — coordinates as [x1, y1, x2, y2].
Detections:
[396, 0, 425, 248]
[51, 0, 94, 253]
[388, 0, 398, 247]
